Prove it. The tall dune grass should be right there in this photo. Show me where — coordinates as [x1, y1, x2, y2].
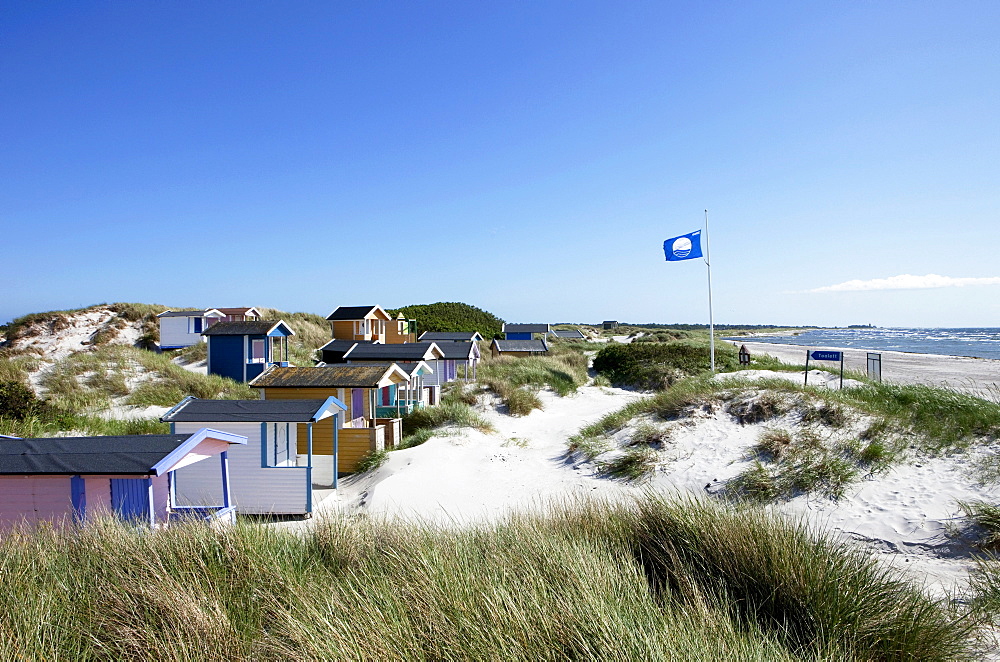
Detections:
[0, 496, 979, 660]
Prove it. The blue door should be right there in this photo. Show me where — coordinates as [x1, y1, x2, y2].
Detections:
[111, 478, 151, 523]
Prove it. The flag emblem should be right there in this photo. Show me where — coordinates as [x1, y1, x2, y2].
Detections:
[664, 230, 703, 261]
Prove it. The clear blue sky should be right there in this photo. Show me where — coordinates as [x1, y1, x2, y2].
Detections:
[3, 2, 998, 327]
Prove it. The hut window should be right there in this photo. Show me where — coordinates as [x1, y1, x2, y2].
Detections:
[250, 339, 266, 362]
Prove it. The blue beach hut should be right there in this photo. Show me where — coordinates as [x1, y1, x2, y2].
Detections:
[202, 320, 294, 382]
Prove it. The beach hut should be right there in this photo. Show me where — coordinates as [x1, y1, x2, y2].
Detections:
[326, 305, 393, 343]
[418, 331, 485, 343]
[162, 397, 347, 515]
[346, 361, 435, 416]
[491, 338, 549, 359]
[0, 429, 246, 529]
[216, 307, 261, 322]
[157, 309, 225, 349]
[385, 312, 417, 344]
[249, 365, 410, 470]
[202, 320, 294, 382]
[503, 323, 551, 340]
[429, 341, 480, 382]
[603, 321, 619, 330]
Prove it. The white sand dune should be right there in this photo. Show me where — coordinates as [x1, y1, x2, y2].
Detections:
[331, 357, 1000, 598]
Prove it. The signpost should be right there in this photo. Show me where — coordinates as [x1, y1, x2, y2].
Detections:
[804, 349, 845, 389]
[867, 352, 882, 382]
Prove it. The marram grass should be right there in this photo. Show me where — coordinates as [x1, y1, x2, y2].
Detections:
[0, 496, 981, 661]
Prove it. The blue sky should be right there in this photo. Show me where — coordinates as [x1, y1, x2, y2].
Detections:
[3, 2, 998, 327]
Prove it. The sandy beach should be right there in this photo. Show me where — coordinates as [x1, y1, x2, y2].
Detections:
[734, 340, 1000, 400]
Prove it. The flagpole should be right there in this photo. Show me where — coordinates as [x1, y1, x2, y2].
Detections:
[704, 209, 715, 373]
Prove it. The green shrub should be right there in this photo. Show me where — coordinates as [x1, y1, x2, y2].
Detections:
[0, 381, 45, 420]
[592, 341, 739, 389]
[732, 429, 859, 502]
[387, 301, 504, 340]
[968, 555, 1000, 628]
[726, 392, 790, 424]
[501, 386, 543, 417]
[598, 448, 658, 481]
[355, 449, 389, 473]
[398, 428, 436, 449]
[958, 501, 1000, 550]
[402, 402, 493, 436]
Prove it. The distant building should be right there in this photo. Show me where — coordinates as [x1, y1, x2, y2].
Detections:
[602, 320, 619, 330]
[502, 323, 551, 340]
[490, 338, 549, 359]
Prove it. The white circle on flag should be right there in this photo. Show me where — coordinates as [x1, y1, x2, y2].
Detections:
[672, 237, 692, 258]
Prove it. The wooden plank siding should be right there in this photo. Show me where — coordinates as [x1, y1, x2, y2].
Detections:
[172, 421, 310, 515]
[374, 418, 402, 449]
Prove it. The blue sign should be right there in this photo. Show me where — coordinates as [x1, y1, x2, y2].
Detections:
[810, 351, 843, 361]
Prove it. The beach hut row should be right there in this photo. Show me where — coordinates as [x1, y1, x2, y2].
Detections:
[0, 307, 591, 529]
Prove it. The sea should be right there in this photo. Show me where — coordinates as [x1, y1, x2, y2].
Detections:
[724, 328, 1000, 361]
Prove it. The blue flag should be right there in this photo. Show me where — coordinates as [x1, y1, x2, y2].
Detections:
[664, 230, 703, 261]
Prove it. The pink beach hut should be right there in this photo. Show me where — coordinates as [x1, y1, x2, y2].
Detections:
[0, 429, 246, 530]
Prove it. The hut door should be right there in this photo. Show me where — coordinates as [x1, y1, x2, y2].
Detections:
[351, 388, 364, 424]
[111, 478, 150, 522]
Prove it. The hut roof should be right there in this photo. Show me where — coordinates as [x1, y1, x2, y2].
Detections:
[325, 305, 390, 321]
[162, 398, 345, 424]
[342, 342, 443, 362]
[201, 320, 293, 336]
[157, 309, 222, 318]
[503, 323, 551, 333]
[492, 339, 549, 353]
[0, 430, 246, 476]
[250, 365, 406, 389]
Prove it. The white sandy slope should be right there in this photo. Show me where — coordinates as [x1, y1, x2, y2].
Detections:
[337, 385, 648, 522]
[333, 368, 999, 600]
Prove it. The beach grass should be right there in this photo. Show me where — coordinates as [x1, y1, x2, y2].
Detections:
[37, 345, 254, 411]
[0, 495, 977, 661]
[400, 401, 494, 447]
[570, 372, 1000, 497]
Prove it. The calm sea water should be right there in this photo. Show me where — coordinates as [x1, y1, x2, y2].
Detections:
[724, 328, 1000, 361]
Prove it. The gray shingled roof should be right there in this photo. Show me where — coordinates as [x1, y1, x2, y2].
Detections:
[492, 339, 549, 353]
[436, 342, 477, 360]
[250, 365, 395, 389]
[326, 306, 384, 320]
[503, 324, 551, 333]
[319, 339, 360, 353]
[342, 342, 442, 361]
[418, 331, 484, 342]
[343, 361, 432, 379]
[201, 320, 292, 336]
[552, 329, 586, 339]
[0, 434, 196, 475]
[162, 399, 340, 423]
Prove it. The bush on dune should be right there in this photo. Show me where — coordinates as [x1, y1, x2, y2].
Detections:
[593, 341, 740, 389]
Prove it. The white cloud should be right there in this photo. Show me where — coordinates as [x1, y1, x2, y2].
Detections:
[807, 274, 1000, 293]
